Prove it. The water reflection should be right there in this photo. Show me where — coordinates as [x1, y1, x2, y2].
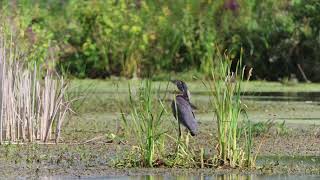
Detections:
[39, 174, 320, 180]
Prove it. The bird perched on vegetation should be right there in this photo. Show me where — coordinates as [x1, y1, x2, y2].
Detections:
[171, 80, 198, 137]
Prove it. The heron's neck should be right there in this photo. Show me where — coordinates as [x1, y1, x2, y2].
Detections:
[177, 93, 190, 101]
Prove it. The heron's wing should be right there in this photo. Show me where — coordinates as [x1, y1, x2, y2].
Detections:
[172, 96, 198, 135]
[188, 102, 196, 118]
[191, 110, 196, 119]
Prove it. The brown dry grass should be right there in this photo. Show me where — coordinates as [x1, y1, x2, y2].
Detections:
[0, 34, 70, 143]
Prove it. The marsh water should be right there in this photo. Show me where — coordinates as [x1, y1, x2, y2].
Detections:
[38, 174, 320, 180]
[6, 83, 320, 180]
[81, 89, 320, 125]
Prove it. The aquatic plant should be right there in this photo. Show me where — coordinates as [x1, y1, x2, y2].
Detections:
[0, 33, 70, 143]
[164, 132, 197, 168]
[120, 80, 167, 167]
[275, 120, 290, 136]
[206, 48, 255, 168]
[243, 120, 273, 137]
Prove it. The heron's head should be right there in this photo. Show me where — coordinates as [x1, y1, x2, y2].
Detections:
[171, 80, 191, 98]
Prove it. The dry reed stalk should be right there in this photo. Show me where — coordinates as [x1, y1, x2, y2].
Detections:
[0, 34, 70, 143]
[0, 37, 3, 144]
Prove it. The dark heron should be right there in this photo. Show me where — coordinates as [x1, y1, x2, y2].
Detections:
[171, 80, 198, 137]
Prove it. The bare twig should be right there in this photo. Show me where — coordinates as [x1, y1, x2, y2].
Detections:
[297, 64, 311, 83]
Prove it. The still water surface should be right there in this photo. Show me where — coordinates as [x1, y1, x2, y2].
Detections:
[39, 175, 320, 180]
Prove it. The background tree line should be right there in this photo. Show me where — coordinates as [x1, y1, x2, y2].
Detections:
[1, 0, 320, 81]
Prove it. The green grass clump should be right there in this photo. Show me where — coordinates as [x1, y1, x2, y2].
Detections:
[206, 49, 255, 168]
[120, 80, 167, 167]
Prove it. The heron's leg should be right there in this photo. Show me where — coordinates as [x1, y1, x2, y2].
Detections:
[178, 122, 182, 138]
[175, 123, 182, 154]
[185, 132, 189, 149]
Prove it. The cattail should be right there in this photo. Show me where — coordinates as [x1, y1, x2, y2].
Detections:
[0, 33, 71, 143]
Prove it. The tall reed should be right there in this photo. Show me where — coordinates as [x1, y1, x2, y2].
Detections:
[120, 80, 166, 167]
[0, 34, 70, 143]
[207, 48, 253, 168]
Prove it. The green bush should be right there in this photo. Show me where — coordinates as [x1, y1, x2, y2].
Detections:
[2, 0, 320, 81]
[291, 0, 320, 81]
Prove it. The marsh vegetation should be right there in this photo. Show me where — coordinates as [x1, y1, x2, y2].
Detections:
[0, 0, 320, 179]
[0, 34, 70, 143]
[1, 77, 320, 178]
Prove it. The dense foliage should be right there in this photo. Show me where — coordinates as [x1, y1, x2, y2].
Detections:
[1, 0, 320, 81]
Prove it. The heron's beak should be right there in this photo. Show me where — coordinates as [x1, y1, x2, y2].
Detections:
[170, 80, 177, 84]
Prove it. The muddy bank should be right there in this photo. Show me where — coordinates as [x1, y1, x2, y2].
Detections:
[0, 123, 319, 178]
[2, 81, 320, 178]
[1, 162, 320, 179]
[1, 113, 320, 177]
